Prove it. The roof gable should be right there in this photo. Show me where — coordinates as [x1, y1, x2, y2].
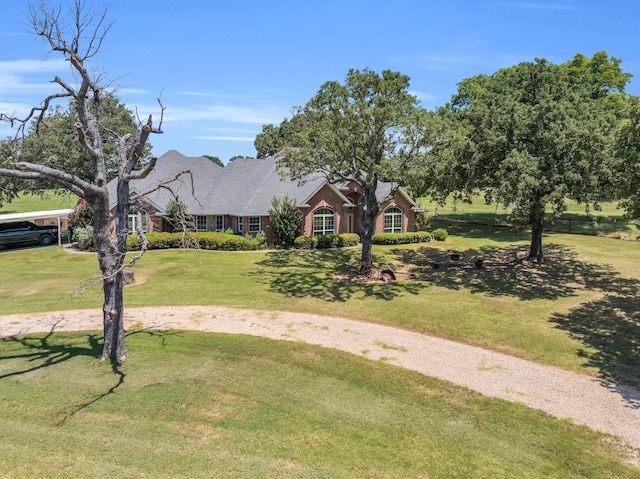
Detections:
[108, 150, 222, 214]
[109, 150, 421, 218]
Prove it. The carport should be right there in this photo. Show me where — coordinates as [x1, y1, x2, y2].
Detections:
[0, 209, 73, 246]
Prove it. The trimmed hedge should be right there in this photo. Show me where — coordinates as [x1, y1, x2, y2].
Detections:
[293, 233, 360, 250]
[126, 232, 255, 251]
[432, 228, 449, 241]
[372, 231, 432, 245]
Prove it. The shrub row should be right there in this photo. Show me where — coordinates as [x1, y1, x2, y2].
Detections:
[125, 231, 265, 251]
[372, 228, 448, 245]
[372, 231, 432, 245]
[293, 233, 360, 250]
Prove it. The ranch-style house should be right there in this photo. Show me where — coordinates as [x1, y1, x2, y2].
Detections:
[108, 150, 423, 244]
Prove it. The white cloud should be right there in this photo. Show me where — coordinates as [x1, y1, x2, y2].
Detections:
[0, 58, 68, 98]
[163, 103, 288, 125]
[0, 58, 67, 73]
[409, 90, 437, 102]
[117, 87, 148, 96]
[191, 135, 255, 142]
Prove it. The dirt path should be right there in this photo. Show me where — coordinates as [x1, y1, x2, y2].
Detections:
[2, 305, 640, 450]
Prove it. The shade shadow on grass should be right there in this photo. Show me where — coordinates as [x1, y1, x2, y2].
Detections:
[0, 328, 179, 424]
[252, 249, 425, 302]
[551, 294, 640, 393]
[393, 243, 638, 301]
[394, 241, 640, 391]
[430, 219, 531, 242]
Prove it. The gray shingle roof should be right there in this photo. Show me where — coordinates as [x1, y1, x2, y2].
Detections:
[109, 150, 419, 217]
[108, 150, 222, 215]
[205, 157, 326, 216]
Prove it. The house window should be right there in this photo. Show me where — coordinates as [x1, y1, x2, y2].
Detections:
[128, 209, 147, 234]
[384, 207, 402, 233]
[313, 207, 335, 235]
[196, 215, 207, 232]
[215, 215, 224, 231]
[237, 217, 243, 233]
[248, 216, 261, 233]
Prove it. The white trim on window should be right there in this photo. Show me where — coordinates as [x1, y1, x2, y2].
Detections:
[195, 215, 207, 232]
[248, 216, 261, 233]
[215, 215, 224, 231]
[313, 207, 335, 235]
[384, 207, 402, 233]
[128, 209, 148, 234]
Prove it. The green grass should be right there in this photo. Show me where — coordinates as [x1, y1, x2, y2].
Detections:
[1, 331, 638, 478]
[1, 225, 639, 388]
[0, 191, 78, 214]
[419, 197, 640, 239]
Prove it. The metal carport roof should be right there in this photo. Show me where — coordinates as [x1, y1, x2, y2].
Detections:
[0, 209, 73, 246]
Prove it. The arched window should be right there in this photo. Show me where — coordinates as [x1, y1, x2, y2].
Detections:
[384, 207, 402, 233]
[313, 207, 335, 235]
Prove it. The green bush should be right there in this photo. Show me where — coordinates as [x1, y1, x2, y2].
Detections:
[372, 231, 432, 245]
[126, 234, 143, 251]
[126, 231, 255, 251]
[294, 233, 359, 249]
[415, 211, 430, 231]
[293, 235, 318, 249]
[207, 233, 244, 251]
[144, 232, 183, 250]
[268, 195, 303, 248]
[432, 228, 449, 241]
[240, 231, 267, 250]
[339, 233, 360, 247]
[73, 226, 96, 251]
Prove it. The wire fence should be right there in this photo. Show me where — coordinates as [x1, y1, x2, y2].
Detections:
[431, 209, 639, 238]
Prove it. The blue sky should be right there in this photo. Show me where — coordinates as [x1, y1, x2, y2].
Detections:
[1, 0, 639, 163]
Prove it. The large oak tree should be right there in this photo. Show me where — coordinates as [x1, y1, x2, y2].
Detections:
[615, 96, 640, 221]
[0, 1, 163, 360]
[277, 69, 432, 268]
[422, 53, 631, 263]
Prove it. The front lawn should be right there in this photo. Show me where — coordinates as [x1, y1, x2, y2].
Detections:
[1, 331, 638, 478]
[1, 225, 639, 388]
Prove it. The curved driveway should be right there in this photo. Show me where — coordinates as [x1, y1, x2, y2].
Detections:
[1, 305, 639, 450]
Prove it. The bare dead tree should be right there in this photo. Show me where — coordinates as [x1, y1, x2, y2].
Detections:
[0, 1, 163, 361]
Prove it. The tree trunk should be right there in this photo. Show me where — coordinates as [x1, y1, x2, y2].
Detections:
[361, 221, 374, 266]
[358, 187, 379, 268]
[101, 270, 127, 361]
[93, 184, 129, 361]
[528, 200, 545, 264]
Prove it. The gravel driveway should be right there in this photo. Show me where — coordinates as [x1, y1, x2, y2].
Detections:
[1, 305, 640, 451]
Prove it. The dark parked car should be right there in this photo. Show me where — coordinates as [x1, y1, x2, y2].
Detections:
[0, 221, 58, 247]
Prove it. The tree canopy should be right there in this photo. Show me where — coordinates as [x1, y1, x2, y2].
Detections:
[254, 114, 306, 158]
[420, 52, 632, 263]
[1, 96, 150, 195]
[614, 96, 640, 221]
[278, 68, 432, 267]
[202, 155, 224, 167]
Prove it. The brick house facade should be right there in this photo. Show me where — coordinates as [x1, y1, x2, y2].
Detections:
[108, 150, 423, 244]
